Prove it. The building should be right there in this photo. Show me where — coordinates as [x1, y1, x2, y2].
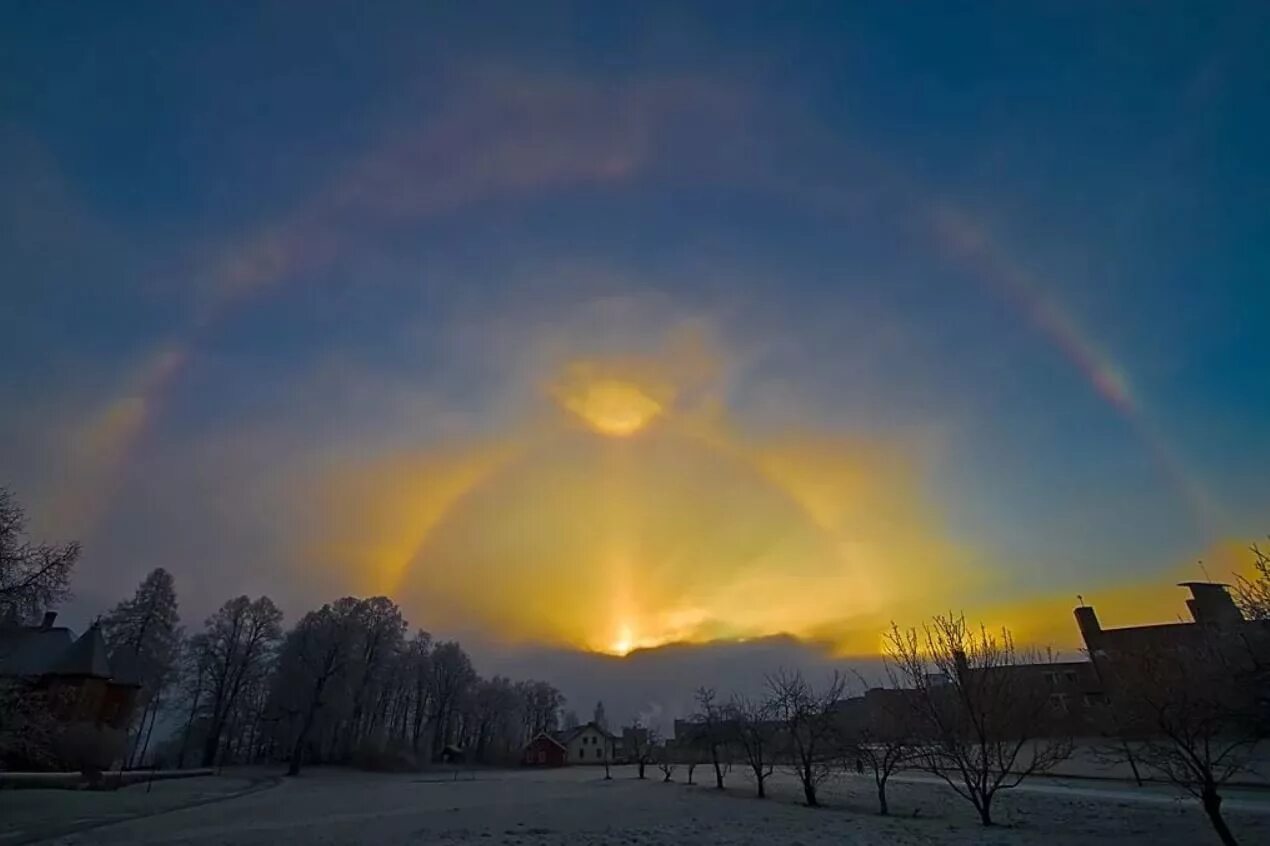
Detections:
[615, 724, 650, 763]
[1075, 582, 1262, 657]
[522, 721, 614, 767]
[522, 733, 567, 767]
[0, 613, 141, 734]
[1074, 581, 1270, 727]
[558, 722, 614, 764]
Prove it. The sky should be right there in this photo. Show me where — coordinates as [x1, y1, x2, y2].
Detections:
[3, 2, 1270, 676]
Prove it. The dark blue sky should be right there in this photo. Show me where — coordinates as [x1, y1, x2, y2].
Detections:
[3, 2, 1268, 638]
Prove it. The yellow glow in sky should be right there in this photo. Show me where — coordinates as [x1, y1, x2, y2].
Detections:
[303, 351, 973, 655]
[561, 377, 663, 436]
[550, 361, 671, 437]
[300, 346, 1240, 658]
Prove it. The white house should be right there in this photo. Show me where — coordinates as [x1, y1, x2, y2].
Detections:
[558, 721, 614, 764]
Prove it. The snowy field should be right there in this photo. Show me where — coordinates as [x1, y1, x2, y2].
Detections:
[3, 765, 1268, 845]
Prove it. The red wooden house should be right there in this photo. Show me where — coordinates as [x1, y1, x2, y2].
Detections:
[522, 732, 567, 767]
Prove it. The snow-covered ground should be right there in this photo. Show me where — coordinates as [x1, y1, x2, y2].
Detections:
[4, 765, 1267, 845]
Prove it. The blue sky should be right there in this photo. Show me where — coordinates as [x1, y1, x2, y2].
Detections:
[2, 2, 1268, 640]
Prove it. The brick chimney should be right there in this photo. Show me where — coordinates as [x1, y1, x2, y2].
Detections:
[41, 610, 58, 629]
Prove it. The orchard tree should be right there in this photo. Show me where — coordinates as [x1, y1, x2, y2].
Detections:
[693, 686, 732, 789]
[885, 614, 1072, 826]
[845, 677, 916, 816]
[729, 693, 777, 798]
[1102, 638, 1262, 846]
[766, 669, 846, 807]
[627, 719, 660, 780]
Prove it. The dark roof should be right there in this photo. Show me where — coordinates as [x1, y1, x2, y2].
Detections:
[48, 625, 114, 678]
[528, 732, 567, 751]
[0, 626, 74, 676]
[554, 722, 614, 745]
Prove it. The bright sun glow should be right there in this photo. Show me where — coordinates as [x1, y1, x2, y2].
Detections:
[551, 364, 668, 436]
[332, 346, 985, 657]
[610, 624, 635, 656]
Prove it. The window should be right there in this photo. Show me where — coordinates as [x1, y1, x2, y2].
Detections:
[596, 748, 602, 758]
[1048, 692, 1069, 714]
[578, 748, 585, 759]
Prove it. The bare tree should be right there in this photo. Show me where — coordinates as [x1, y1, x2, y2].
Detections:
[1100, 638, 1261, 846]
[340, 597, 406, 759]
[429, 641, 475, 759]
[275, 602, 361, 775]
[846, 675, 916, 816]
[627, 719, 660, 779]
[404, 631, 433, 755]
[729, 693, 777, 798]
[517, 680, 564, 741]
[1232, 541, 1270, 621]
[657, 750, 677, 782]
[766, 668, 846, 807]
[0, 488, 78, 621]
[196, 596, 284, 766]
[174, 634, 211, 768]
[693, 686, 731, 789]
[100, 567, 182, 767]
[885, 614, 1072, 826]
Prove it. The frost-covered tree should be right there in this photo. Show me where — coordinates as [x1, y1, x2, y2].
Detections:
[0, 487, 78, 621]
[766, 669, 846, 807]
[884, 614, 1072, 826]
[195, 596, 283, 766]
[101, 568, 182, 765]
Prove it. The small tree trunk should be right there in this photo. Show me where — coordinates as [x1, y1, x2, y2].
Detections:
[1202, 787, 1239, 846]
[877, 781, 889, 816]
[713, 757, 725, 789]
[637, 760, 646, 779]
[1121, 740, 1144, 787]
[803, 778, 818, 807]
[977, 795, 993, 827]
[137, 693, 161, 767]
[756, 774, 766, 798]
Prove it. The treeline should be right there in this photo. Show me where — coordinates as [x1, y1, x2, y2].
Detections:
[166, 592, 563, 774]
[0, 487, 564, 774]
